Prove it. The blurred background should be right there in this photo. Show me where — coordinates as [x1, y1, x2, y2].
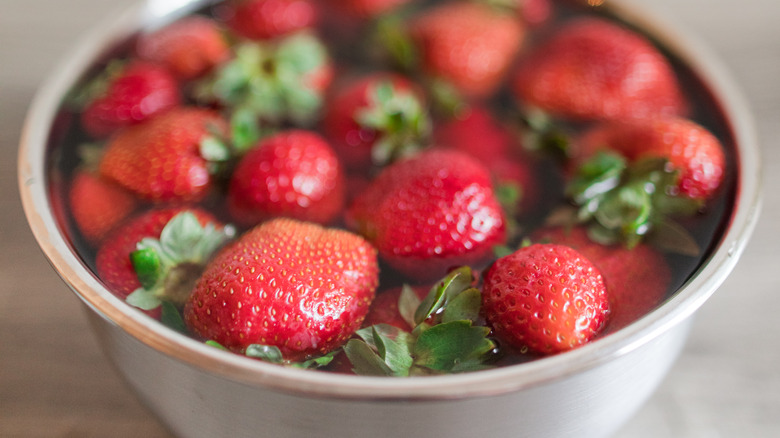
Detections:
[1, 0, 778, 436]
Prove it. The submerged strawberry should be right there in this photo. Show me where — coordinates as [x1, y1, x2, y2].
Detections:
[79, 61, 181, 138]
[532, 226, 671, 332]
[322, 73, 430, 170]
[409, 2, 526, 98]
[222, 0, 319, 40]
[98, 107, 228, 203]
[346, 149, 506, 281]
[95, 208, 233, 316]
[136, 16, 230, 80]
[482, 243, 610, 355]
[69, 170, 137, 245]
[512, 18, 687, 121]
[227, 130, 345, 227]
[184, 218, 379, 362]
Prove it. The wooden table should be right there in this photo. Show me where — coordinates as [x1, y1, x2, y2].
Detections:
[2, 1, 778, 436]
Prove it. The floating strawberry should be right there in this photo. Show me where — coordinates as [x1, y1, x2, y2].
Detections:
[409, 2, 526, 98]
[322, 72, 430, 170]
[512, 18, 687, 121]
[227, 130, 346, 227]
[78, 61, 181, 138]
[98, 107, 229, 203]
[69, 170, 138, 246]
[532, 226, 671, 333]
[136, 16, 230, 80]
[221, 0, 319, 40]
[574, 117, 727, 201]
[345, 266, 496, 376]
[184, 218, 379, 362]
[346, 149, 506, 281]
[95, 208, 234, 320]
[482, 243, 610, 355]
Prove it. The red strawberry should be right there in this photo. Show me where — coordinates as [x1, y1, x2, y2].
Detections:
[434, 105, 539, 215]
[512, 18, 687, 121]
[482, 243, 610, 355]
[99, 107, 228, 203]
[95, 207, 230, 313]
[517, 0, 553, 26]
[80, 61, 181, 138]
[227, 130, 346, 227]
[346, 149, 506, 281]
[222, 0, 319, 40]
[531, 226, 671, 333]
[183, 218, 379, 361]
[322, 72, 430, 170]
[136, 16, 230, 80]
[409, 2, 526, 98]
[574, 117, 726, 200]
[69, 170, 138, 245]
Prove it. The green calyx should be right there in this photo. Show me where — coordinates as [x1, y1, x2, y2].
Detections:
[194, 32, 330, 151]
[562, 151, 704, 254]
[355, 80, 431, 166]
[344, 266, 497, 376]
[126, 212, 236, 311]
[204, 341, 337, 369]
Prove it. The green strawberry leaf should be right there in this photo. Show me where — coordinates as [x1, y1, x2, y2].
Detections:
[413, 321, 494, 372]
[414, 266, 473, 325]
[130, 247, 162, 290]
[373, 15, 418, 71]
[205, 340, 228, 350]
[126, 286, 162, 311]
[398, 284, 422, 329]
[245, 344, 285, 363]
[344, 339, 395, 376]
[160, 301, 187, 334]
[442, 288, 482, 323]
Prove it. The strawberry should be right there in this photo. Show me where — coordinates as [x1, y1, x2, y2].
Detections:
[346, 149, 507, 281]
[409, 2, 526, 98]
[95, 208, 233, 316]
[221, 0, 319, 40]
[183, 218, 379, 362]
[98, 107, 229, 203]
[227, 130, 346, 227]
[532, 226, 671, 333]
[482, 243, 610, 355]
[434, 105, 539, 216]
[68, 170, 138, 245]
[512, 18, 687, 121]
[361, 284, 429, 330]
[79, 61, 181, 138]
[574, 117, 727, 201]
[322, 72, 430, 170]
[136, 16, 230, 80]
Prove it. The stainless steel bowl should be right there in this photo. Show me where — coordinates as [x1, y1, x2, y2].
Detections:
[18, 1, 762, 437]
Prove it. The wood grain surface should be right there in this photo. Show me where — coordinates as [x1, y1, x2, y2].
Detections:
[2, 1, 778, 437]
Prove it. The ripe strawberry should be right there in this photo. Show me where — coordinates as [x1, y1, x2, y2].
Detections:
[346, 149, 506, 281]
[512, 18, 687, 121]
[136, 16, 230, 80]
[69, 170, 138, 245]
[409, 2, 526, 98]
[79, 61, 181, 138]
[95, 207, 231, 313]
[434, 105, 539, 216]
[183, 218, 379, 361]
[222, 0, 319, 40]
[574, 117, 726, 200]
[531, 226, 671, 333]
[482, 243, 610, 355]
[322, 72, 430, 170]
[227, 130, 346, 227]
[99, 107, 228, 203]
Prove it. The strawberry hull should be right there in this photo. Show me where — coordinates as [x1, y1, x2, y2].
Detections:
[19, 0, 761, 437]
